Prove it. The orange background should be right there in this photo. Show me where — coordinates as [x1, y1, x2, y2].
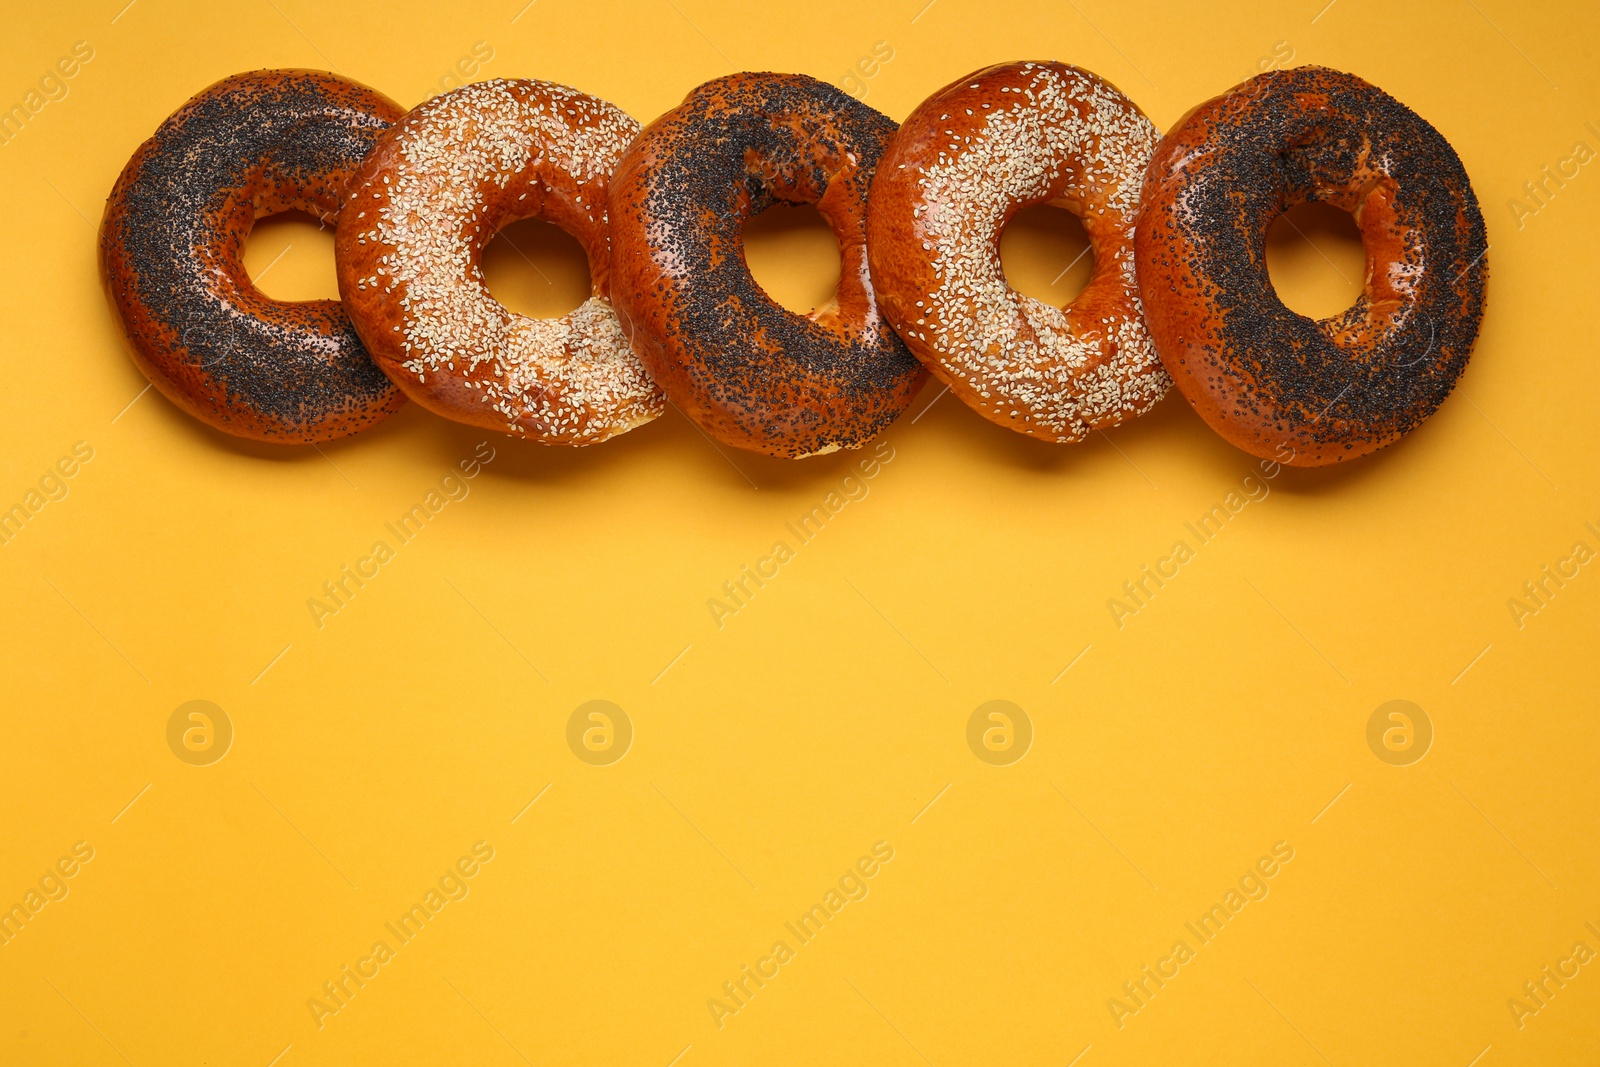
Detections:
[1, 1, 1597, 1064]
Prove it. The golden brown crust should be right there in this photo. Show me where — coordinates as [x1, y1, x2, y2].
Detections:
[99, 69, 405, 443]
[335, 79, 663, 445]
[1136, 66, 1488, 466]
[868, 61, 1169, 442]
[608, 72, 925, 458]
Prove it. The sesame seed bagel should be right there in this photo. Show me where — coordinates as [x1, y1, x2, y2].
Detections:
[609, 72, 926, 458]
[100, 69, 405, 443]
[1136, 66, 1489, 466]
[867, 62, 1170, 442]
[335, 79, 665, 445]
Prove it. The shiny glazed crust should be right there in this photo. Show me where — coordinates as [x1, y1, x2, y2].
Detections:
[868, 61, 1170, 442]
[1135, 66, 1489, 466]
[608, 72, 926, 458]
[99, 69, 405, 443]
[334, 79, 664, 446]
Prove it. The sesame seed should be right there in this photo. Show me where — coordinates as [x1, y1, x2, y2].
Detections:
[879, 63, 1170, 440]
[354, 78, 664, 443]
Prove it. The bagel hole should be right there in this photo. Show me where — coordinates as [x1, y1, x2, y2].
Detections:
[743, 203, 842, 314]
[481, 217, 592, 319]
[245, 210, 340, 301]
[999, 204, 1094, 306]
[1265, 201, 1367, 319]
